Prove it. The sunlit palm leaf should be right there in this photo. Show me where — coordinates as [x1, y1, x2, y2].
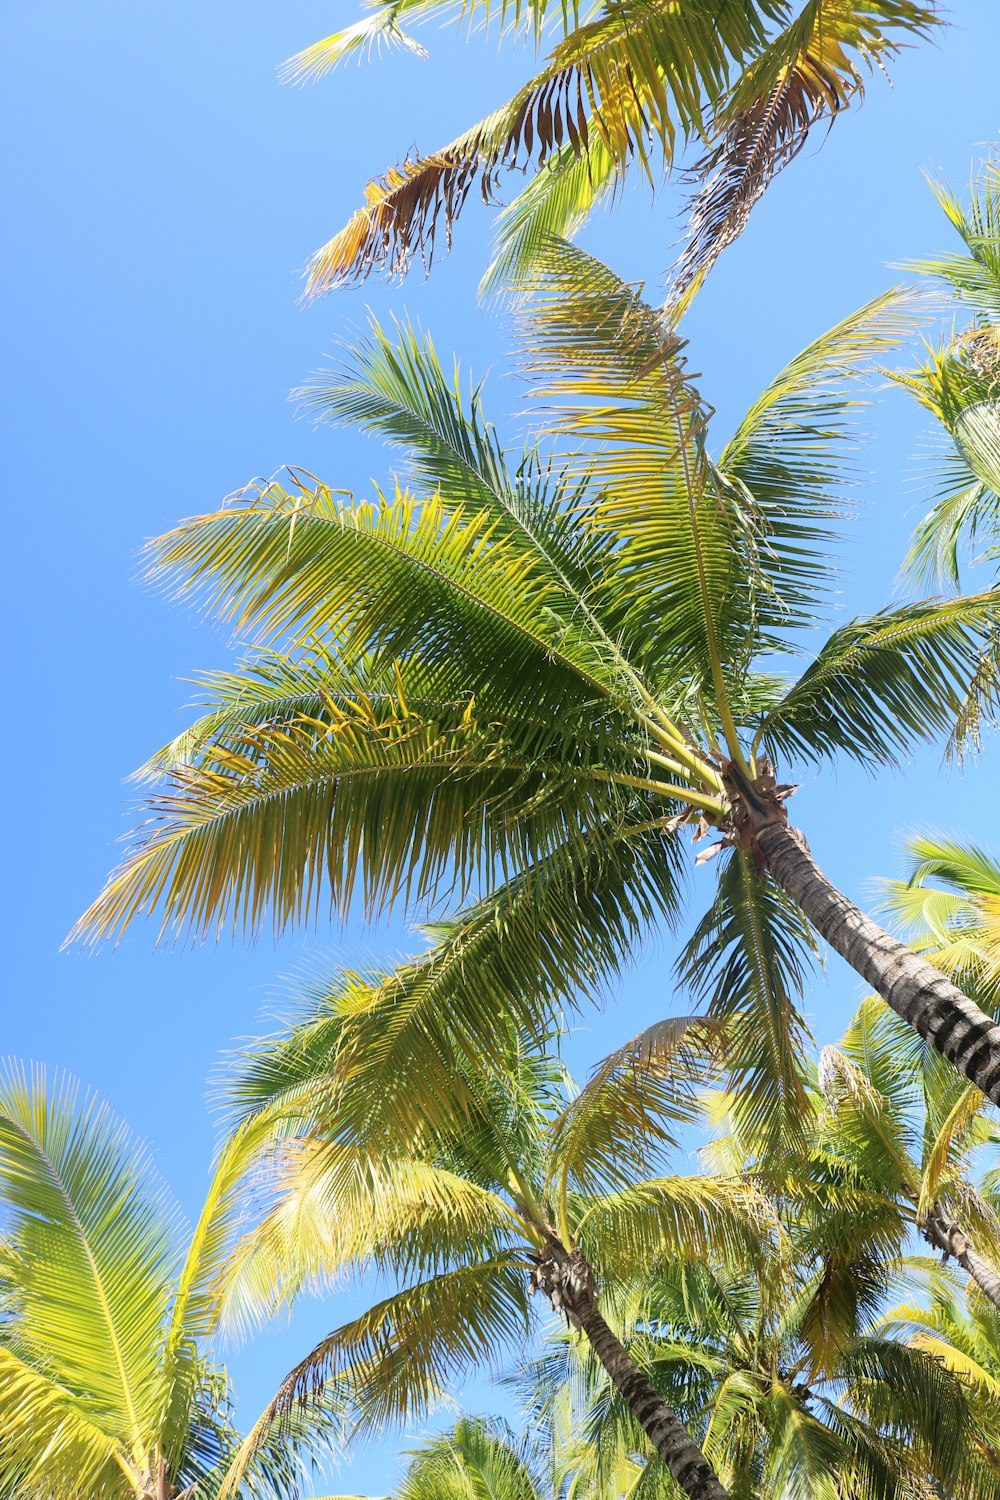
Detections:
[760, 592, 1000, 765]
[678, 848, 818, 1154]
[0, 1065, 180, 1477]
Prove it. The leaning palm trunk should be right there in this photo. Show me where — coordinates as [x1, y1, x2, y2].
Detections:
[758, 821, 1000, 1102]
[727, 765, 1000, 1105]
[532, 1243, 730, 1500]
[923, 1207, 1000, 1312]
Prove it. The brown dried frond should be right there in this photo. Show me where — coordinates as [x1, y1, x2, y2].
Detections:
[666, 0, 941, 313]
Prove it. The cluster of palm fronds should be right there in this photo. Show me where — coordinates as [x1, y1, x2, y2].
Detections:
[6, 4, 1000, 1496]
[3, 845, 1000, 1496]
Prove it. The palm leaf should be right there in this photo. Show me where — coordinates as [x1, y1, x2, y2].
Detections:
[301, 0, 775, 293]
[227, 806, 685, 1147]
[678, 848, 819, 1154]
[667, 0, 939, 312]
[0, 1065, 180, 1471]
[759, 591, 1000, 765]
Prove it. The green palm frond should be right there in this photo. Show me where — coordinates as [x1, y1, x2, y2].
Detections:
[141, 480, 632, 713]
[248, 1255, 531, 1438]
[393, 1417, 544, 1500]
[759, 592, 1000, 765]
[717, 288, 916, 632]
[479, 135, 619, 302]
[217, 1140, 517, 1338]
[0, 1349, 127, 1498]
[575, 1175, 769, 1284]
[880, 833, 1000, 1000]
[905, 164, 1000, 319]
[0, 1065, 181, 1481]
[678, 848, 818, 1154]
[295, 316, 650, 698]
[547, 1016, 718, 1200]
[227, 807, 684, 1146]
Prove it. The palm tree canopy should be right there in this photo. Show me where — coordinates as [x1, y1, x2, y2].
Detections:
[286, 1, 941, 301]
[213, 998, 767, 1458]
[75, 240, 1000, 1139]
[0, 1064, 343, 1500]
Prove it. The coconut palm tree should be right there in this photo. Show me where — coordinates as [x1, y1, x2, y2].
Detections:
[879, 1270, 1000, 1486]
[74, 241, 1000, 1117]
[0, 1064, 342, 1500]
[893, 162, 1000, 753]
[215, 999, 768, 1500]
[518, 1253, 997, 1497]
[286, 0, 940, 302]
[817, 994, 1000, 1311]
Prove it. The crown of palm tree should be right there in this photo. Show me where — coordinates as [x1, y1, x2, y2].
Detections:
[212, 1001, 768, 1497]
[0, 1065, 343, 1500]
[74, 236, 1000, 1131]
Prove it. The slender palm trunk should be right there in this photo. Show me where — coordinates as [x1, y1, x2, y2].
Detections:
[575, 1299, 730, 1500]
[755, 822, 1000, 1105]
[532, 1244, 730, 1500]
[924, 1208, 1000, 1312]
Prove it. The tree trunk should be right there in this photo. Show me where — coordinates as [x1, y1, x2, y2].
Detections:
[575, 1298, 730, 1500]
[924, 1207, 1000, 1312]
[755, 822, 1000, 1105]
[531, 1244, 730, 1500]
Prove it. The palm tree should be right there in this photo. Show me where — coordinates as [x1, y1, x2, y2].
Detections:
[817, 994, 1000, 1311]
[74, 242, 1000, 1115]
[215, 1000, 768, 1500]
[0, 1064, 341, 1500]
[893, 162, 1000, 752]
[284, 0, 941, 302]
[880, 1270, 1000, 1486]
[328, 1413, 654, 1500]
[515, 1252, 996, 1498]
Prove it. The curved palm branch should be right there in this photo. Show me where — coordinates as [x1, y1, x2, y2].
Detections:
[294, 0, 938, 297]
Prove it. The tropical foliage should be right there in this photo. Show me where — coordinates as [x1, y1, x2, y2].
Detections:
[0, 1066, 342, 1500]
[214, 1001, 765, 1497]
[286, 0, 942, 302]
[74, 233, 1000, 1117]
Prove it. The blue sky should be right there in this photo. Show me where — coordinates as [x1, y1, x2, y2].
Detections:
[3, 1, 1000, 1493]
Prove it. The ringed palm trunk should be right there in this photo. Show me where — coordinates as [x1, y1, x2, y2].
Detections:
[755, 821, 1000, 1105]
[923, 1205, 1000, 1312]
[533, 1243, 730, 1500]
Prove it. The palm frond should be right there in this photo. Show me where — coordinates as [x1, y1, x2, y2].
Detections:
[0, 1064, 181, 1469]
[905, 163, 1000, 320]
[760, 592, 1000, 765]
[0, 1348, 127, 1498]
[667, 0, 940, 312]
[301, 0, 775, 293]
[228, 805, 684, 1147]
[244, 1255, 531, 1445]
[279, 4, 431, 85]
[717, 288, 917, 633]
[678, 848, 818, 1155]
[480, 133, 618, 301]
[547, 1015, 719, 1198]
[576, 1174, 770, 1283]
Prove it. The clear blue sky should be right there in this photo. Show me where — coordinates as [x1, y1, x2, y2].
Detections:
[2, 2, 1000, 1493]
